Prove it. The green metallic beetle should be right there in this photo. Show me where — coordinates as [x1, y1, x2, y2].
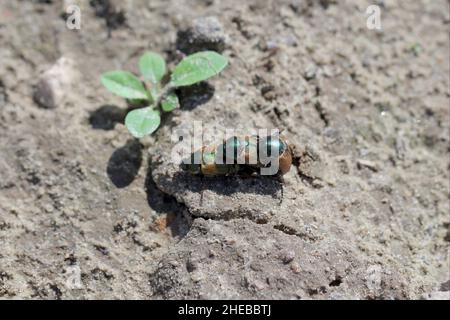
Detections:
[181, 134, 293, 177]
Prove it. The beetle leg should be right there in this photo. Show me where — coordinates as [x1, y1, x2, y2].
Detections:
[279, 182, 284, 205]
[274, 174, 284, 204]
[199, 175, 204, 206]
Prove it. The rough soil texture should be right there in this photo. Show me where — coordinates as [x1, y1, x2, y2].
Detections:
[0, 0, 449, 299]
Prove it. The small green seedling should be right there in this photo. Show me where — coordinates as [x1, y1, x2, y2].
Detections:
[101, 51, 228, 138]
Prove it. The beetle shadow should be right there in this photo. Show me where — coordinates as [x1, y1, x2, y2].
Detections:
[171, 169, 283, 199]
[107, 139, 143, 188]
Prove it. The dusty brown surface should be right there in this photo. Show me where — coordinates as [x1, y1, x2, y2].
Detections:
[0, 0, 449, 299]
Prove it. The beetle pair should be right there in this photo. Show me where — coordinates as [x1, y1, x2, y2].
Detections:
[181, 134, 293, 177]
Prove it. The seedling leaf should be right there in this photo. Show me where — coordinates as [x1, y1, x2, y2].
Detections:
[170, 51, 228, 87]
[125, 107, 160, 138]
[161, 92, 179, 112]
[101, 71, 148, 100]
[149, 85, 159, 103]
[139, 52, 166, 84]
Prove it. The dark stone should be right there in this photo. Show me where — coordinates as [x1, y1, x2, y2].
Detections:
[176, 16, 228, 54]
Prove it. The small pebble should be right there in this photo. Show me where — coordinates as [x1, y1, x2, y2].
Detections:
[281, 250, 295, 264]
[357, 159, 379, 172]
[33, 57, 79, 109]
[290, 262, 301, 274]
[304, 64, 317, 80]
[190, 272, 204, 283]
[176, 16, 229, 54]
[44, 204, 54, 213]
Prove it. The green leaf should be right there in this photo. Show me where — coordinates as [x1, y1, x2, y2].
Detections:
[170, 51, 228, 87]
[139, 52, 166, 84]
[101, 71, 148, 100]
[161, 92, 179, 112]
[149, 85, 159, 103]
[125, 107, 160, 138]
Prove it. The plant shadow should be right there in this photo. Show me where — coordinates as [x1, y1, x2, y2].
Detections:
[90, 81, 213, 132]
[89, 104, 126, 130]
[106, 139, 143, 188]
[145, 159, 191, 238]
[177, 82, 215, 111]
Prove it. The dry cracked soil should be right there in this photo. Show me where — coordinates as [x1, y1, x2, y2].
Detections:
[0, 0, 449, 299]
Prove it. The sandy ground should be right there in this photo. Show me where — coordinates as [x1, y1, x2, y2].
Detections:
[0, 0, 449, 299]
